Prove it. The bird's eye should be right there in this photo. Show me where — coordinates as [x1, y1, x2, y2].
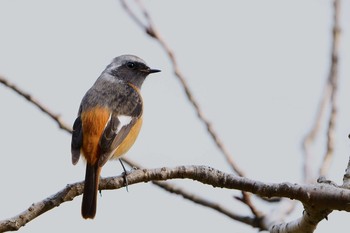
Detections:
[126, 62, 135, 69]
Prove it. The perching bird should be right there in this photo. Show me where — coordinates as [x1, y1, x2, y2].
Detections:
[71, 55, 160, 219]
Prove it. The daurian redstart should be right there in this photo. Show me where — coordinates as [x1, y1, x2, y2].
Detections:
[71, 55, 160, 219]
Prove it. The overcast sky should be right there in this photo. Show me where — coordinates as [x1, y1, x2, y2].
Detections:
[1, 1, 350, 232]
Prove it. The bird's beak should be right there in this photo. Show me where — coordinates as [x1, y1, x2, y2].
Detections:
[147, 68, 161, 74]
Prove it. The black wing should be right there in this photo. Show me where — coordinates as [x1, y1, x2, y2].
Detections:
[71, 116, 83, 165]
[98, 113, 138, 167]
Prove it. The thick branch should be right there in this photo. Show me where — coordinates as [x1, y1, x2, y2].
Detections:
[269, 206, 332, 233]
[121, 158, 262, 228]
[1, 165, 349, 232]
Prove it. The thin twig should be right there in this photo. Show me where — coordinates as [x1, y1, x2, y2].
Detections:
[152, 181, 260, 228]
[234, 192, 263, 218]
[0, 76, 72, 133]
[342, 156, 350, 188]
[319, 0, 340, 177]
[301, 83, 332, 182]
[119, 0, 264, 221]
[120, 0, 244, 177]
[301, 0, 341, 182]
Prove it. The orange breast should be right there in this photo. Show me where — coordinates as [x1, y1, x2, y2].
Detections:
[81, 107, 110, 165]
[112, 116, 143, 159]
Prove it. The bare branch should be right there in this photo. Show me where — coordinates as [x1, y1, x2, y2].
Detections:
[319, 0, 341, 177]
[121, 157, 262, 228]
[119, 0, 244, 177]
[302, 0, 341, 182]
[0, 182, 82, 232]
[1, 165, 349, 232]
[268, 206, 332, 233]
[234, 192, 263, 218]
[152, 181, 261, 229]
[118, 0, 263, 224]
[301, 81, 332, 182]
[0, 73, 259, 229]
[343, 156, 350, 188]
[0, 76, 72, 133]
[120, 0, 146, 29]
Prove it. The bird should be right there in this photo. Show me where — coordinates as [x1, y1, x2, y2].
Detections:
[71, 55, 160, 219]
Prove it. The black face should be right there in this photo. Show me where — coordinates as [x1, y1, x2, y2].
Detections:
[123, 61, 161, 74]
[108, 61, 149, 77]
[106, 60, 159, 89]
[105, 55, 160, 89]
[123, 61, 150, 73]
[108, 60, 160, 78]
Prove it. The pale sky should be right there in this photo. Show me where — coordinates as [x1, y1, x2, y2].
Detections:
[1, 1, 350, 232]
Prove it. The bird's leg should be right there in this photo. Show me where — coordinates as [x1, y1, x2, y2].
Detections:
[119, 159, 129, 192]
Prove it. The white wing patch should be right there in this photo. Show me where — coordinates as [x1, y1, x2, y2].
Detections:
[117, 115, 133, 132]
[102, 114, 133, 136]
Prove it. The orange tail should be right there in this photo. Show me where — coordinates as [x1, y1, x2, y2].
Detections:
[82, 163, 100, 219]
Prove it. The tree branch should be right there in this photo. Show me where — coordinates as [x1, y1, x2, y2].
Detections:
[302, 0, 341, 182]
[1, 165, 350, 232]
[0, 181, 82, 232]
[121, 157, 262, 228]
[301, 76, 332, 182]
[268, 206, 332, 233]
[118, 0, 263, 224]
[151, 181, 261, 229]
[319, 0, 341, 177]
[119, 0, 244, 177]
[343, 156, 350, 188]
[0, 73, 255, 230]
[0, 76, 72, 133]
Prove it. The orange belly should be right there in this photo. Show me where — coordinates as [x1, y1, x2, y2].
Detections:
[81, 107, 142, 164]
[112, 116, 143, 158]
[81, 107, 110, 165]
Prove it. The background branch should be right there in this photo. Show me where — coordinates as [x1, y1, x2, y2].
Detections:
[118, 0, 265, 224]
[301, 75, 332, 182]
[0, 76, 72, 133]
[342, 156, 350, 187]
[302, 0, 341, 182]
[319, 0, 340, 177]
[151, 181, 261, 229]
[120, 0, 244, 177]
